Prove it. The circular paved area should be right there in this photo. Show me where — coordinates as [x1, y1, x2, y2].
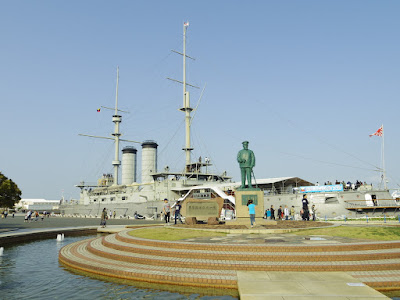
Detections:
[59, 225, 400, 296]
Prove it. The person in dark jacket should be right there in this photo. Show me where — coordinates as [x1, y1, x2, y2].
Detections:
[302, 195, 309, 221]
[270, 205, 275, 220]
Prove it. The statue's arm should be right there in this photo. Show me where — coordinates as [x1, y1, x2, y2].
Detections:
[237, 151, 242, 163]
[251, 151, 256, 167]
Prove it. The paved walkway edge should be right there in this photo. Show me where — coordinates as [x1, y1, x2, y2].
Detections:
[237, 271, 389, 299]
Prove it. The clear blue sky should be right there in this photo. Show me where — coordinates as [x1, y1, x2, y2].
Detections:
[1, 1, 399, 200]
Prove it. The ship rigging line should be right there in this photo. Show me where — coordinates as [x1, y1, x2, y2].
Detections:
[264, 102, 381, 171]
[157, 119, 185, 158]
[190, 84, 206, 126]
[279, 150, 381, 172]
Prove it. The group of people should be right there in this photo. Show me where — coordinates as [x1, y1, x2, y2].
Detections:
[251, 194, 318, 224]
[108, 210, 117, 219]
[101, 209, 119, 228]
[162, 198, 183, 225]
[320, 180, 367, 190]
[1, 210, 14, 218]
[264, 205, 296, 221]
[100, 198, 184, 228]
[24, 210, 48, 222]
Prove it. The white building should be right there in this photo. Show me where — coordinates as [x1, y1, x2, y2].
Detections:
[16, 199, 60, 211]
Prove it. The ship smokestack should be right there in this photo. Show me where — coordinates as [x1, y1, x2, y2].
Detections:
[141, 141, 158, 186]
[122, 146, 137, 185]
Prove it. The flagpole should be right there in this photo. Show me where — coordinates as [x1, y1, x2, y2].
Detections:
[382, 124, 387, 190]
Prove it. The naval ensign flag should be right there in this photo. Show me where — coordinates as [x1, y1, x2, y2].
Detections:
[369, 125, 383, 137]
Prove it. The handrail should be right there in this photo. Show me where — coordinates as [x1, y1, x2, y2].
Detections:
[344, 198, 400, 209]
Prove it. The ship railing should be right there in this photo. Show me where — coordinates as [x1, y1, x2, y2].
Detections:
[344, 199, 400, 209]
[263, 189, 295, 195]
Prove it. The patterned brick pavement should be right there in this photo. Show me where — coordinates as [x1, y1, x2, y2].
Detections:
[59, 227, 400, 295]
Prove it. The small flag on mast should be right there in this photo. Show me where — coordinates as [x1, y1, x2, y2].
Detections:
[184, 21, 189, 27]
[369, 125, 383, 137]
[97, 108, 101, 112]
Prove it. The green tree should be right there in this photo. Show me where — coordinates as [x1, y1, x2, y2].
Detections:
[0, 172, 21, 208]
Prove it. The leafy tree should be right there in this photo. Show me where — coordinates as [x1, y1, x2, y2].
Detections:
[0, 172, 21, 208]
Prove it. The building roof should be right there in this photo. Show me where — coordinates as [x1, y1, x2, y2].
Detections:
[171, 177, 314, 192]
[19, 199, 60, 204]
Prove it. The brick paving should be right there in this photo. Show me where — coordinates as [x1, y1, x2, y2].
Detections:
[59, 226, 400, 294]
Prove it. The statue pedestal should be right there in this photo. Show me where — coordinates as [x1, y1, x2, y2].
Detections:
[233, 189, 277, 226]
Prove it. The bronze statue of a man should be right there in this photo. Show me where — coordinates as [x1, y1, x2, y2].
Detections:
[237, 141, 255, 188]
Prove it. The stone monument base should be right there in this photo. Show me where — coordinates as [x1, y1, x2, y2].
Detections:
[230, 189, 277, 226]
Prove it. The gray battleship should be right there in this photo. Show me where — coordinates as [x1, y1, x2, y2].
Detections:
[60, 24, 397, 220]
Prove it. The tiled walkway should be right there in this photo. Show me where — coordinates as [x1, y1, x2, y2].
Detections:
[237, 271, 389, 299]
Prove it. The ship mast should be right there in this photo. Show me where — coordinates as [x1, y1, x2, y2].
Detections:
[180, 22, 194, 171]
[78, 67, 141, 187]
[112, 66, 122, 185]
[167, 22, 200, 173]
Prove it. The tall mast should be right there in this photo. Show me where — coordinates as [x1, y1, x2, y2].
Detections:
[112, 66, 122, 185]
[181, 22, 193, 171]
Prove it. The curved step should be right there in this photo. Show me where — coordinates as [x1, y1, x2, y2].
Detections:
[104, 233, 400, 262]
[115, 229, 400, 252]
[59, 238, 238, 290]
[59, 228, 400, 292]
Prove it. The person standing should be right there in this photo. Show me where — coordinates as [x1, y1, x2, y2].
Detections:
[163, 199, 171, 224]
[277, 206, 282, 220]
[284, 205, 289, 220]
[101, 208, 108, 228]
[247, 199, 256, 228]
[174, 201, 183, 224]
[113, 211, 116, 218]
[302, 195, 309, 221]
[290, 206, 295, 220]
[311, 205, 317, 221]
[270, 205, 275, 220]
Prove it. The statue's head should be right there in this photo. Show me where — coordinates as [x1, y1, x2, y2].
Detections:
[242, 141, 249, 149]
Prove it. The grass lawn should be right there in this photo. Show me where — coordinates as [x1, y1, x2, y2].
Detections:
[295, 226, 400, 241]
[127, 227, 227, 241]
